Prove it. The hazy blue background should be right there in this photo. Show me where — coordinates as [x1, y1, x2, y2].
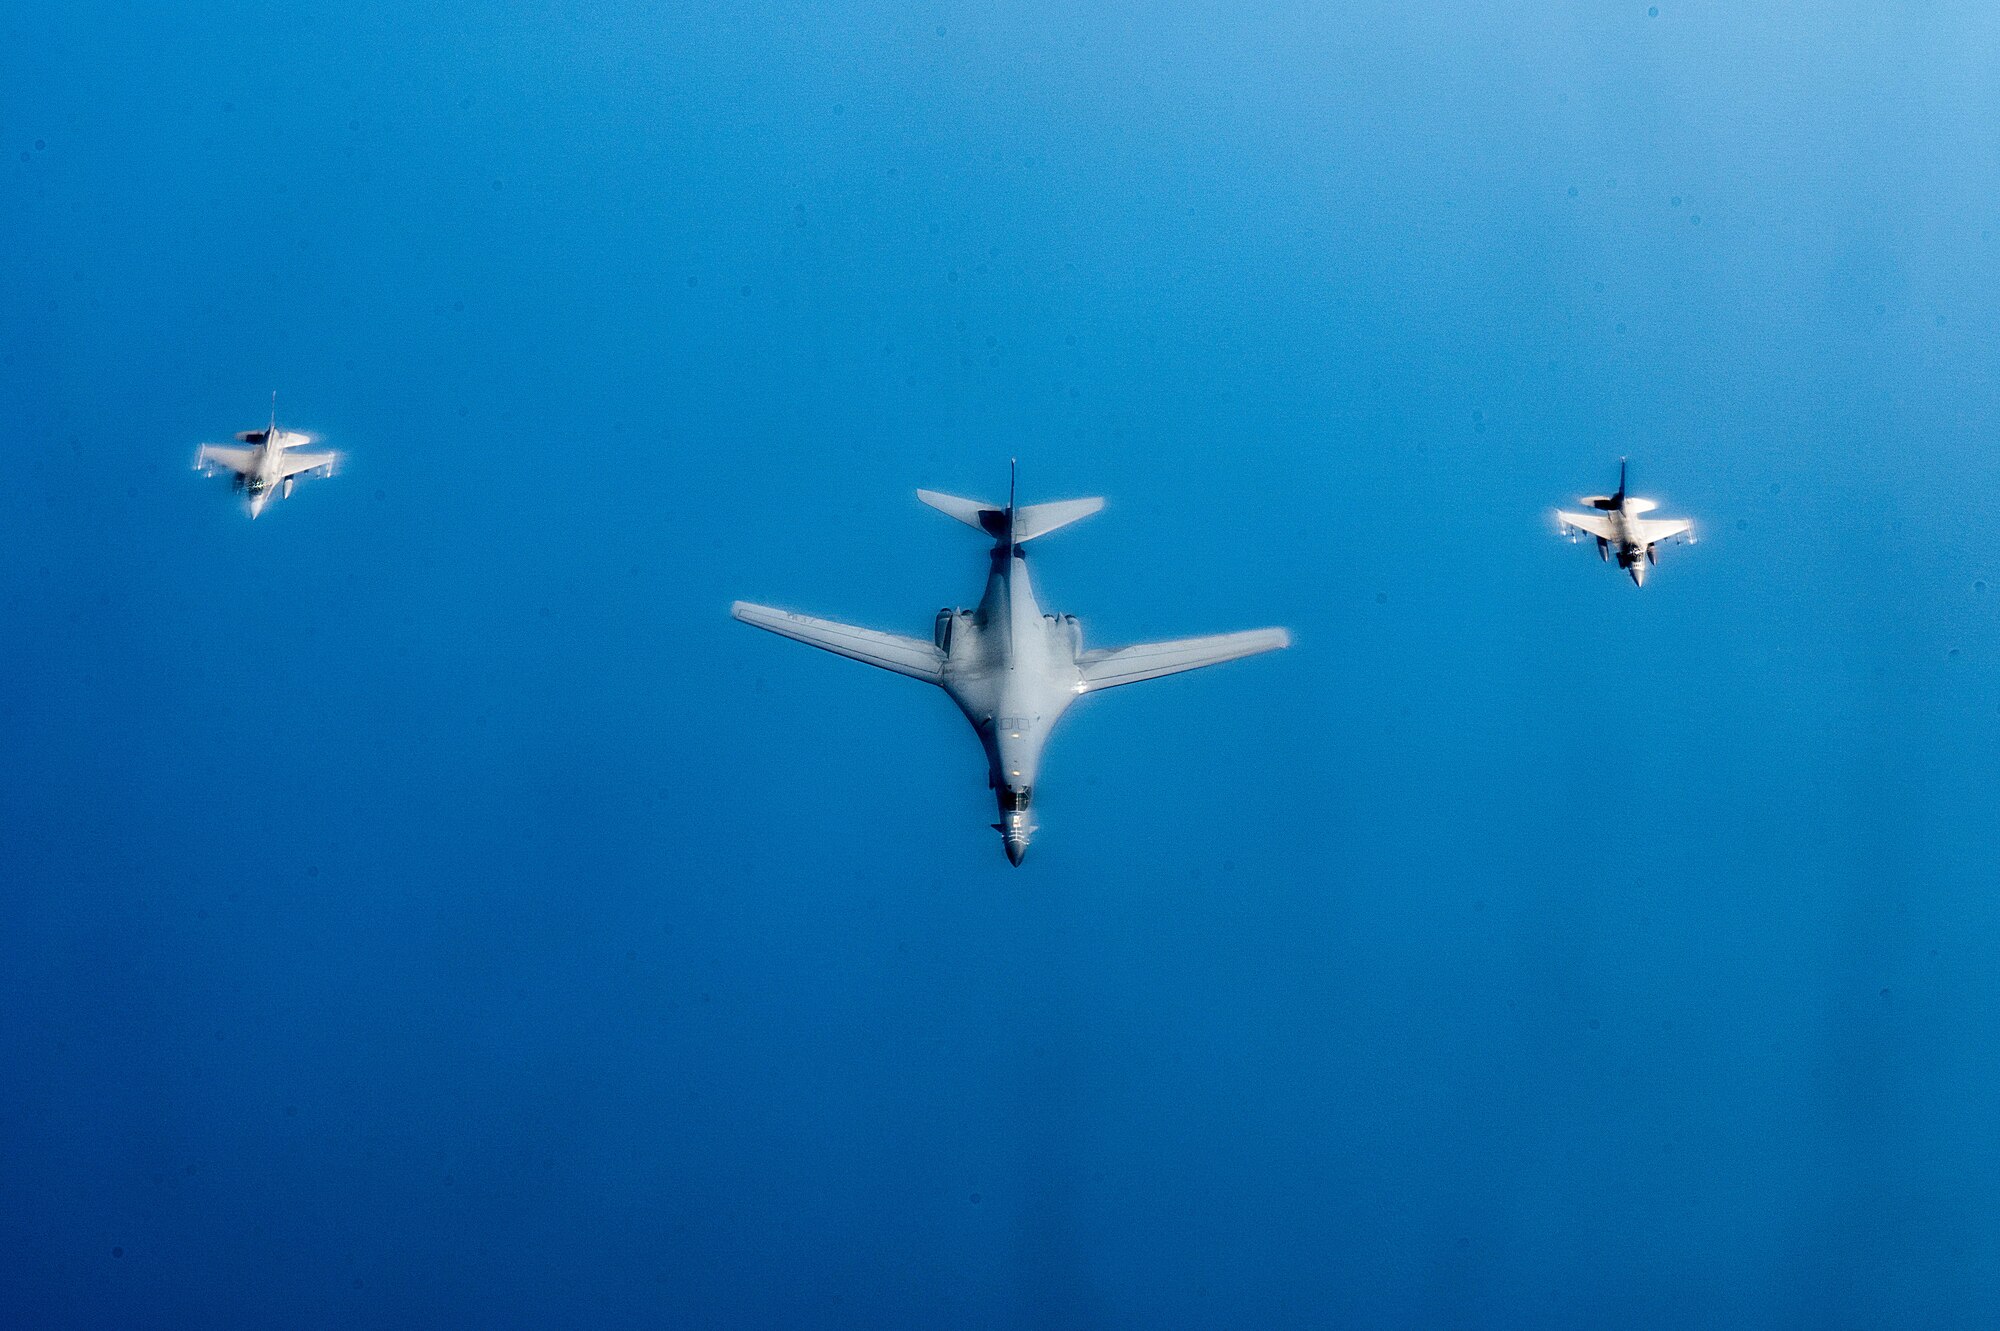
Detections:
[6, 2, 2000, 1325]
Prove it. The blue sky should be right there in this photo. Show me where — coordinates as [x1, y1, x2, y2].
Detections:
[5, 2, 2000, 1326]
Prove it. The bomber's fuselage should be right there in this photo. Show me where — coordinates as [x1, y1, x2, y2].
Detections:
[936, 545, 1088, 864]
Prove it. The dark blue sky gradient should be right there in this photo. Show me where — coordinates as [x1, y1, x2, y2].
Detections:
[6, 2, 2000, 1325]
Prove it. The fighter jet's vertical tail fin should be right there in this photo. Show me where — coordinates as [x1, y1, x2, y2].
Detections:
[270, 391, 278, 435]
[1615, 457, 1627, 505]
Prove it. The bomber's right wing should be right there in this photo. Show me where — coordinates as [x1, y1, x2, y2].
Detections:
[196, 445, 258, 475]
[1078, 628, 1289, 692]
[1556, 509, 1616, 541]
[731, 602, 943, 683]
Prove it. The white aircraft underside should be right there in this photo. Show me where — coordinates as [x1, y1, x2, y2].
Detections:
[1555, 461, 1693, 586]
[733, 475, 1289, 865]
[194, 405, 338, 517]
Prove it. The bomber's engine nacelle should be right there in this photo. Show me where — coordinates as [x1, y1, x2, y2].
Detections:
[936, 609, 975, 653]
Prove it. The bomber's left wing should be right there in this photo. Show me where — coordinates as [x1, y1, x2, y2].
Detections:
[195, 445, 258, 475]
[1078, 628, 1289, 692]
[277, 450, 339, 479]
[1556, 509, 1617, 541]
[731, 602, 943, 683]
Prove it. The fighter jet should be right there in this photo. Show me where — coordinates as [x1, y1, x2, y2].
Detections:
[193, 396, 339, 518]
[1556, 460, 1694, 586]
[732, 469, 1290, 865]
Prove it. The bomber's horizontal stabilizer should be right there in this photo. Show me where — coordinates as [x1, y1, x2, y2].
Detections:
[917, 489, 1004, 533]
[916, 489, 1104, 543]
[1013, 498, 1104, 541]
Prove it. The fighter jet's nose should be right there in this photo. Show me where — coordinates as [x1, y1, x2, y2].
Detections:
[1630, 562, 1646, 587]
[1005, 837, 1028, 867]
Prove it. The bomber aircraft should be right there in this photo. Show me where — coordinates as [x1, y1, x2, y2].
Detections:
[194, 396, 339, 518]
[1555, 459, 1694, 586]
[732, 469, 1290, 865]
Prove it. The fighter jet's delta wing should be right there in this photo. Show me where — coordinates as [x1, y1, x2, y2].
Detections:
[1556, 459, 1695, 586]
[194, 445, 259, 476]
[193, 394, 340, 518]
[1552, 508, 1616, 543]
[734, 466, 1290, 865]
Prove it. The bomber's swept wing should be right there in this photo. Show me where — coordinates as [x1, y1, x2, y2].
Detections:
[731, 602, 943, 683]
[196, 444, 258, 475]
[1556, 509, 1617, 541]
[278, 450, 339, 479]
[1078, 628, 1290, 692]
[1629, 516, 1691, 545]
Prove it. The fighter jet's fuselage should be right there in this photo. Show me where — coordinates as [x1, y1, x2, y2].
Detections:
[233, 430, 310, 517]
[937, 544, 1087, 865]
[1557, 462, 1693, 587]
[1590, 506, 1657, 587]
[195, 403, 339, 518]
